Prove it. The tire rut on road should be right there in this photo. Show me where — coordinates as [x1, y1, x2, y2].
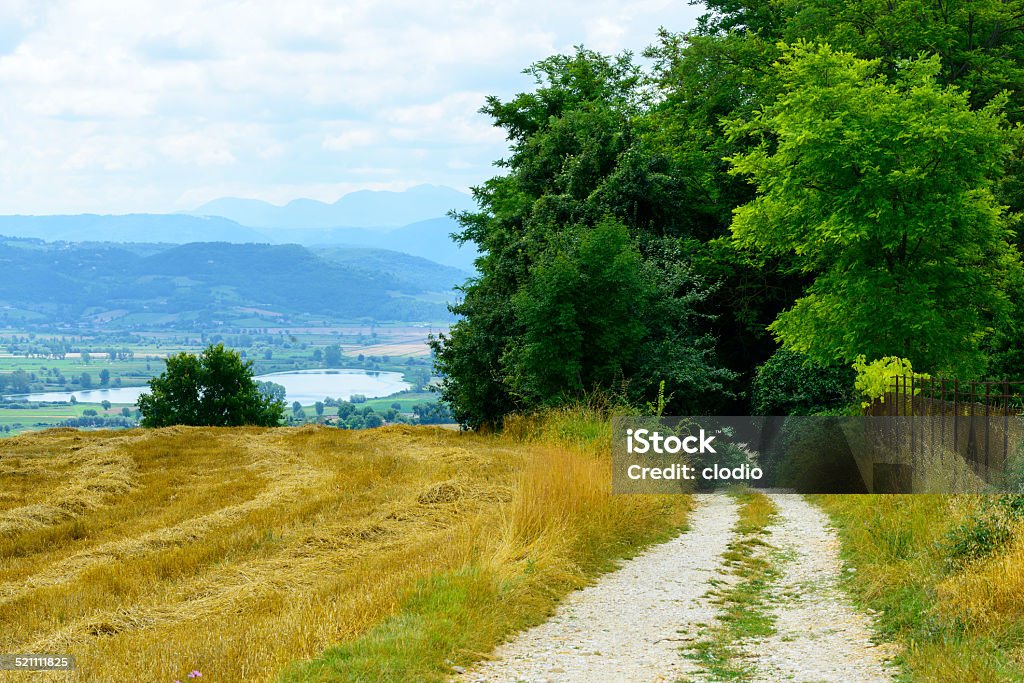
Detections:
[461, 494, 739, 683]
[740, 494, 898, 683]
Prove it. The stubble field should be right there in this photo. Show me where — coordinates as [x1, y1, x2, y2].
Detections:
[0, 418, 688, 681]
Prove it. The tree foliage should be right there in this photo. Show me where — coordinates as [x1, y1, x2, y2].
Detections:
[430, 49, 734, 428]
[138, 344, 284, 427]
[431, 2, 1024, 425]
[727, 43, 1022, 376]
[751, 349, 854, 416]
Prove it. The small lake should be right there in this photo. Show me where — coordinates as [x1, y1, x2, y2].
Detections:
[8, 369, 411, 405]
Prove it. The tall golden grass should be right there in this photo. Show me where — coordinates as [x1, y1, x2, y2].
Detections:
[0, 408, 688, 682]
[816, 494, 1024, 681]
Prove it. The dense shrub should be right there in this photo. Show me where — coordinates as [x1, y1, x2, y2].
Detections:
[750, 349, 854, 416]
[944, 496, 1024, 567]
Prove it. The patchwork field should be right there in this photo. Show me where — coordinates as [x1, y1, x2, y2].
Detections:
[0, 418, 688, 682]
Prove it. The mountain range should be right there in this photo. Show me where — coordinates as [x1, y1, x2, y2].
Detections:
[189, 184, 477, 228]
[0, 186, 480, 271]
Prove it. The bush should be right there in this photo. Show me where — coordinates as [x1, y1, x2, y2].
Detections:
[767, 415, 867, 492]
[852, 355, 929, 409]
[138, 344, 285, 428]
[944, 496, 1024, 568]
[751, 349, 854, 416]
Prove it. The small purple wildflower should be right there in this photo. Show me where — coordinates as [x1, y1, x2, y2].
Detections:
[187, 672, 202, 679]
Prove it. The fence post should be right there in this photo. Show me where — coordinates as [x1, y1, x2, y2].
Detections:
[893, 374, 899, 417]
[1005, 380, 1011, 472]
[985, 382, 991, 473]
[941, 377, 946, 464]
[910, 374, 915, 455]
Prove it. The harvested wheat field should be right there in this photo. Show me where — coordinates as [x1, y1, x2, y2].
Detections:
[0, 418, 689, 682]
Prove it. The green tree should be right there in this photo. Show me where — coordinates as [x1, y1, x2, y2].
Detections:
[99, 368, 110, 386]
[8, 369, 30, 394]
[137, 343, 284, 427]
[727, 43, 1021, 376]
[101, 400, 112, 411]
[430, 48, 733, 427]
[323, 344, 342, 367]
[314, 401, 324, 417]
[256, 381, 286, 404]
[79, 372, 92, 389]
[501, 218, 727, 406]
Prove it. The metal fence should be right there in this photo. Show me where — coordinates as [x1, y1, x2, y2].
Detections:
[867, 376, 1024, 477]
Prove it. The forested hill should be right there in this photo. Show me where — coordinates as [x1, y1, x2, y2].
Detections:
[0, 237, 467, 327]
[0, 214, 477, 271]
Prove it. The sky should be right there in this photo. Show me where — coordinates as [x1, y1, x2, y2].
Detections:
[0, 1, 705, 214]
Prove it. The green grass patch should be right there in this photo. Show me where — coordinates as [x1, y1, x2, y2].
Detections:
[281, 568, 509, 682]
[686, 492, 779, 682]
[813, 495, 1024, 682]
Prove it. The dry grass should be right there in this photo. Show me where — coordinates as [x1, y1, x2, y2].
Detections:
[0, 412, 689, 682]
[815, 495, 1024, 681]
[936, 520, 1024, 639]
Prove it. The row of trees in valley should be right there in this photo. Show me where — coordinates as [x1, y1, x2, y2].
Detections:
[431, 0, 1024, 427]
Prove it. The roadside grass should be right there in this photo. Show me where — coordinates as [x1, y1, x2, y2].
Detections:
[0, 408, 690, 682]
[686, 492, 779, 682]
[814, 495, 1024, 682]
[285, 405, 691, 682]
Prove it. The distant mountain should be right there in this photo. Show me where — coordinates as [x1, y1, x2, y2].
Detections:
[313, 246, 471, 293]
[191, 184, 477, 228]
[0, 238, 459, 327]
[0, 191, 480, 270]
[0, 214, 264, 243]
[265, 217, 477, 270]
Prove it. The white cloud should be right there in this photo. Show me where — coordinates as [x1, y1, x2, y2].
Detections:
[158, 133, 237, 166]
[323, 128, 377, 151]
[0, 0, 705, 214]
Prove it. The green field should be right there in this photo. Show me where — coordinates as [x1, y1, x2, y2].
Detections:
[0, 323, 447, 436]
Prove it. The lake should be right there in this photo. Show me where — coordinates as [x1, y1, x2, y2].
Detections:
[9, 369, 411, 405]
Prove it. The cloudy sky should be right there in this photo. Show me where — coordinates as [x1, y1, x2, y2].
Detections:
[0, 1, 704, 214]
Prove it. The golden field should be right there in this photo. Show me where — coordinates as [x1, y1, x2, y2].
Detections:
[0, 415, 689, 682]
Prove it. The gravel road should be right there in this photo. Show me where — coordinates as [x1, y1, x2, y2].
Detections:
[459, 493, 897, 683]
[461, 494, 739, 683]
[742, 494, 897, 682]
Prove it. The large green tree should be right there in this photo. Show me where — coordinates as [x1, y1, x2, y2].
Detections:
[138, 344, 285, 427]
[727, 43, 1022, 376]
[501, 218, 727, 406]
[647, 0, 1024, 384]
[431, 49, 733, 428]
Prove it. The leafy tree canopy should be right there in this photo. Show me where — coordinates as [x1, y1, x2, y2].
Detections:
[727, 43, 1022, 376]
[138, 344, 285, 427]
[431, 49, 734, 428]
[432, 3, 1024, 424]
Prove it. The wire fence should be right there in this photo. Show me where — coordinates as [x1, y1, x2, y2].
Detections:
[866, 376, 1024, 477]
